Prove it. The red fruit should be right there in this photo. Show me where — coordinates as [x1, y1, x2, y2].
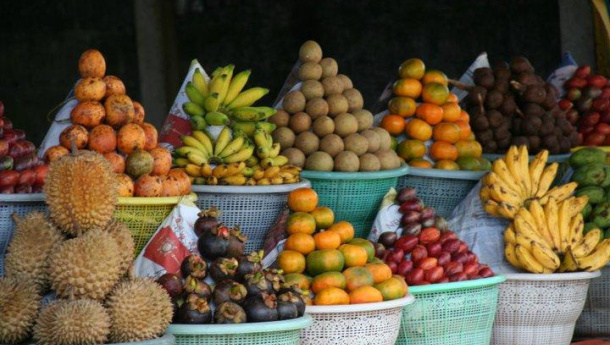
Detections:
[3, 129, 17, 144]
[424, 266, 444, 283]
[575, 65, 592, 78]
[426, 242, 442, 258]
[401, 210, 421, 225]
[600, 111, 610, 123]
[397, 260, 414, 276]
[580, 126, 594, 136]
[463, 263, 479, 276]
[449, 272, 468, 282]
[584, 133, 606, 146]
[394, 235, 419, 254]
[581, 112, 601, 127]
[374, 243, 386, 259]
[400, 198, 423, 213]
[397, 188, 417, 203]
[419, 227, 441, 244]
[594, 123, 610, 134]
[0, 140, 8, 156]
[438, 277, 449, 284]
[601, 87, 610, 98]
[386, 260, 398, 274]
[411, 245, 428, 262]
[0, 118, 4, 128]
[457, 242, 469, 254]
[558, 99, 573, 110]
[405, 268, 424, 286]
[593, 97, 610, 112]
[0, 185, 14, 194]
[588, 75, 608, 89]
[439, 231, 458, 244]
[467, 252, 479, 265]
[0, 101, 4, 117]
[565, 77, 587, 89]
[444, 261, 464, 276]
[566, 88, 581, 101]
[388, 248, 405, 263]
[3, 118, 12, 129]
[442, 239, 461, 254]
[18, 170, 36, 186]
[33, 165, 48, 185]
[452, 252, 469, 265]
[437, 252, 451, 266]
[418, 257, 438, 270]
[14, 184, 31, 194]
[0, 170, 19, 187]
[479, 266, 495, 278]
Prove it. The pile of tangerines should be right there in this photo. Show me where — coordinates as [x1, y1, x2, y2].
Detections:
[277, 187, 409, 305]
[380, 58, 489, 171]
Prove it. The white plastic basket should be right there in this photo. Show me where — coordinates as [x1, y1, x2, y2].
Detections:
[192, 180, 310, 252]
[492, 271, 600, 345]
[576, 264, 610, 336]
[300, 295, 415, 345]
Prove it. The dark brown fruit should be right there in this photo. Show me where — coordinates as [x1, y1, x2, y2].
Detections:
[510, 56, 535, 74]
[499, 96, 517, 116]
[487, 110, 504, 128]
[472, 116, 490, 131]
[485, 90, 504, 109]
[493, 66, 511, 80]
[522, 103, 545, 117]
[569, 131, 581, 147]
[466, 86, 488, 105]
[542, 85, 558, 110]
[516, 73, 541, 87]
[541, 135, 560, 154]
[497, 136, 512, 149]
[522, 85, 547, 104]
[492, 80, 509, 93]
[528, 136, 541, 152]
[474, 68, 495, 89]
[482, 140, 498, 153]
[522, 116, 542, 135]
[477, 129, 494, 142]
[494, 126, 511, 141]
[559, 136, 571, 153]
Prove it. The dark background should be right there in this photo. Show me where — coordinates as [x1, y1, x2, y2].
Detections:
[0, 0, 562, 145]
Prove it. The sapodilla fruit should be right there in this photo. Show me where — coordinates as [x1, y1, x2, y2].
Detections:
[105, 94, 135, 129]
[70, 101, 105, 129]
[0, 277, 41, 344]
[88, 124, 117, 154]
[59, 124, 89, 150]
[74, 77, 106, 102]
[117, 123, 146, 155]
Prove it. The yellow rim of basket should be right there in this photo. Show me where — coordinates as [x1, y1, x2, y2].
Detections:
[117, 193, 197, 206]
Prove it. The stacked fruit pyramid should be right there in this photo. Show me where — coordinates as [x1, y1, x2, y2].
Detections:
[0, 148, 172, 344]
[0, 100, 49, 193]
[381, 59, 490, 171]
[276, 188, 409, 305]
[43, 49, 191, 197]
[461, 57, 579, 154]
[272, 41, 401, 172]
[481, 145, 610, 273]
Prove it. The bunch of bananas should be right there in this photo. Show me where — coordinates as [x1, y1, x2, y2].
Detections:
[480, 145, 577, 219]
[253, 128, 289, 168]
[180, 162, 301, 186]
[174, 126, 254, 165]
[182, 65, 276, 127]
[504, 196, 610, 273]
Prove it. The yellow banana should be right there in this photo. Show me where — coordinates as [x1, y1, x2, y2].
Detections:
[505, 243, 523, 270]
[518, 146, 532, 196]
[175, 146, 206, 158]
[182, 135, 210, 156]
[226, 87, 270, 110]
[225, 162, 246, 176]
[219, 136, 246, 158]
[530, 240, 560, 271]
[223, 174, 247, 186]
[261, 155, 289, 168]
[535, 163, 559, 198]
[489, 182, 523, 207]
[558, 247, 579, 272]
[487, 172, 522, 201]
[539, 182, 578, 205]
[280, 165, 302, 175]
[206, 176, 218, 185]
[200, 163, 213, 177]
[504, 224, 517, 244]
[223, 145, 255, 164]
[187, 152, 208, 166]
[504, 146, 523, 191]
[569, 196, 589, 218]
[264, 166, 281, 179]
[223, 69, 251, 105]
[515, 233, 533, 251]
[528, 200, 554, 249]
[193, 177, 206, 185]
[257, 178, 271, 185]
[576, 239, 610, 271]
[245, 178, 256, 186]
[558, 199, 571, 253]
[529, 150, 548, 196]
[483, 200, 501, 217]
[212, 164, 229, 178]
[544, 198, 562, 251]
[573, 228, 602, 258]
[192, 130, 214, 155]
[214, 127, 232, 156]
[284, 176, 300, 184]
[216, 65, 234, 104]
[185, 164, 202, 177]
[271, 177, 284, 185]
[253, 168, 265, 180]
[513, 213, 546, 245]
[192, 68, 208, 97]
[241, 167, 254, 178]
[253, 129, 272, 149]
[491, 159, 525, 198]
[480, 185, 491, 202]
[515, 244, 545, 274]
[209, 71, 228, 96]
[185, 82, 206, 107]
[279, 171, 296, 179]
[173, 157, 189, 167]
[497, 202, 518, 219]
[188, 176, 195, 184]
[568, 213, 584, 248]
[204, 92, 220, 113]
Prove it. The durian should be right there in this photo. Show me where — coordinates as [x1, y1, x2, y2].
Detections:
[33, 299, 110, 345]
[105, 219, 135, 275]
[106, 277, 173, 342]
[0, 277, 41, 344]
[4, 212, 65, 291]
[44, 149, 118, 236]
[48, 229, 122, 300]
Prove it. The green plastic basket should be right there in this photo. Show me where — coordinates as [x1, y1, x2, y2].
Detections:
[166, 315, 312, 345]
[397, 168, 486, 218]
[300, 165, 408, 239]
[397, 275, 506, 345]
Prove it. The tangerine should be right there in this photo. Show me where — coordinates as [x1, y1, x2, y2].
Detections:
[327, 221, 355, 244]
[441, 102, 461, 122]
[430, 141, 458, 161]
[433, 122, 461, 144]
[447, 93, 459, 103]
[381, 114, 406, 136]
[409, 158, 433, 168]
[284, 233, 316, 254]
[288, 188, 318, 212]
[343, 266, 375, 291]
[435, 159, 460, 170]
[338, 244, 369, 267]
[311, 271, 347, 293]
[415, 103, 443, 125]
[286, 212, 317, 235]
[310, 206, 335, 229]
[349, 285, 383, 304]
[278, 250, 306, 274]
[306, 249, 345, 276]
[422, 82, 450, 105]
[405, 118, 432, 141]
[458, 110, 470, 122]
[365, 263, 393, 284]
[374, 276, 409, 301]
[388, 97, 417, 117]
[393, 79, 422, 98]
[422, 69, 448, 86]
[455, 140, 483, 158]
[396, 139, 426, 161]
[284, 273, 312, 290]
[314, 287, 350, 305]
[455, 120, 472, 140]
[398, 58, 426, 80]
[314, 231, 342, 250]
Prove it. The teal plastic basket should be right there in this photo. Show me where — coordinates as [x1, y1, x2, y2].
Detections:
[166, 315, 312, 345]
[397, 275, 506, 345]
[300, 165, 408, 239]
[397, 168, 486, 218]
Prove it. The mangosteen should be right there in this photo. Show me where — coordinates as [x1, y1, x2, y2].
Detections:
[184, 276, 212, 301]
[176, 294, 212, 324]
[213, 279, 248, 305]
[198, 224, 231, 260]
[277, 300, 299, 320]
[181, 254, 207, 279]
[278, 291, 305, 317]
[236, 251, 263, 280]
[209, 257, 239, 282]
[194, 207, 221, 237]
[243, 293, 279, 322]
[214, 302, 248, 324]
[156, 273, 183, 299]
[263, 268, 285, 292]
[244, 272, 273, 296]
[227, 226, 247, 258]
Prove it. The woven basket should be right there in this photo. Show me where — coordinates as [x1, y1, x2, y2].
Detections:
[300, 295, 415, 345]
[300, 165, 408, 239]
[192, 180, 310, 253]
[397, 168, 485, 218]
[492, 271, 600, 345]
[166, 315, 312, 345]
[397, 275, 505, 345]
[576, 265, 610, 336]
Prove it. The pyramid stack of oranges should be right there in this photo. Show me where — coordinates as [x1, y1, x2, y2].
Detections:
[380, 58, 489, 170]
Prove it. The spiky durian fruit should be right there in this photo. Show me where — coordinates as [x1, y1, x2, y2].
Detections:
[106, 277, 173, 342]
[48, 229, 122, 300]
[33, 299, 110, 345]
[0, 277, 41, 344]
[44, 149, 118, 236]
[105, 220, 135, 275]
[4, 212, 65, 291]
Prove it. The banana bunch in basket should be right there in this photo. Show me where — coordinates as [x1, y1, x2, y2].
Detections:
[182, 162, 301, 186]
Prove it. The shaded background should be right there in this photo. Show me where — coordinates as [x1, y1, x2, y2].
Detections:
[0, 0, 594, 145]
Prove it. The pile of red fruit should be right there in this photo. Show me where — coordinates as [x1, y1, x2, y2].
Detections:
[0, 100, 48, 193]
[372, 188, 494, 286]
[559, 66, 610, 145]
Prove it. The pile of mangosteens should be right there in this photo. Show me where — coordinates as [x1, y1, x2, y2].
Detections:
[156, 207, 306, 324]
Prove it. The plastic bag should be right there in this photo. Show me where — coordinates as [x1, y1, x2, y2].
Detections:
[38, 89, 77, 158]
[133, 197, 201, 279]
[368, 188, 403, 242]
[546, 51, 578, 98]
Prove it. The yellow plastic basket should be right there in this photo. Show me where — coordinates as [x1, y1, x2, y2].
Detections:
[115, 193, 197, 257]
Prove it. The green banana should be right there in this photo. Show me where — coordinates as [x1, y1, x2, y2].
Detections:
[209, 71, 227, 95]
[211, 67, 223, 79]
[190, 115, 207, 131]
[181, 136, 210, 157]
[214, 127, 232, 156]
[256, 121, 277, 134]
[191, 131, 214, 155]
[194, 177, 207, 185]
[261, 155, 289, 168]
[253, 107, 277, 121]
[204, 93, 220, 113]
[228, 107, 261, 121]
[217, 64, 235, 104]
[223, 69, 251, 105]
[192, 68, 209, 97]
[185, 82, 206, 107]
[223, 145, 255, 163]
[241, 167, 255, 177]
[257, 143, 280, 159]
[253, 129, 271, 149]
[173, 157, 189, 167]
[245, 155, 259, 167]
[205, 111, 230, 126]
[232, 129, 249, 139]
[182, 102, 205, 117]
[231, 121, 257, 137]
[226, 87, 269, 109]
[219, 136, 246, 158]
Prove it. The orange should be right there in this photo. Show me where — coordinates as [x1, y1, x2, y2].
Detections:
[388, 97, 417, 117]
[338, 244, 368, 267]
[365, 263, 393, 284]
[381, 114, 406, 136]
[396, 139, 426, 161]
[409, 158, 433, 168]
[393, 79, 422, 98]
[398, 58, 426, 80]
[455, 120, 472, 140]
[314, 287, 350, 305]
[343, 267, 375, 291]
[415, 103, 443, 125]
[314, 231, 342, 250]
[433, 122, 461, 144]
[422, 69, 448, 86]
[311, 271, 347, 293]
[430, 141, 458, 161]
[306, 249, 345, 276]
[467, 132, 476, 141]
[456, 140, 483, 158]
[286, 212, 317, 235]
[278, 250, 306, 274]
[284, 273, 312, 290]
[288, 188, 318, 212]
[374, 276, 409, 301]
[422, 83, 450, 105]
[447, 93, 459, 103]
[435, 159, 460, 170]
[284, 233, 316, 254]
[405, 118, 432, 141]
[441, 102, 461, 122]
[348, 238, 375, 262]
[327, 221, 355, 244]
[349, 286, 384, 304]
[310, 206, 335, 229]
[458, 110, 470, 122]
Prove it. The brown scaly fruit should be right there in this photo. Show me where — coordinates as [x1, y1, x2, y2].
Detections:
[0, 277, 41, 344]
[106, 277, 173, 342]
[33, 299, 110, 345]
[4, 212, 65, 291]
[104, 219, 136, 275]
[44, 148, 118, 236]
[48, 229, 123, 300]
